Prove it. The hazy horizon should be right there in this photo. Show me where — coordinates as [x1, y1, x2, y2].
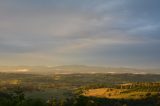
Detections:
[0, 0, 160, 69]
[0, 64, 159, 69]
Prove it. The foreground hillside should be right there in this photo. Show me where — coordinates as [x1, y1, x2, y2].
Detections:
[0, 73, 160, 106]
[0, 86, 160, 106]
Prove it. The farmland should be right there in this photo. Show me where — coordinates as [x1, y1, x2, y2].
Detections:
[0, 72, 160, 106]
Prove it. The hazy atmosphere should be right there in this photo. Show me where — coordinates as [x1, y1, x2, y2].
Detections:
[0, 0, 160, 68]
[0, 1, 160, 106]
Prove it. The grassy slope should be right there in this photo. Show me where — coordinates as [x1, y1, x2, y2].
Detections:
[83, 88, 159, 99]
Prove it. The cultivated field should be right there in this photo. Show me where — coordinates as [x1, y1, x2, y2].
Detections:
[83, 88, 159, 99]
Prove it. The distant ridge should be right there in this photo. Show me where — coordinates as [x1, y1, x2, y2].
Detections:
[0, 65, 159, 75]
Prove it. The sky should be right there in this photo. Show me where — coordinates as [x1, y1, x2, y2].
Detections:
[0, 0, 160, 68]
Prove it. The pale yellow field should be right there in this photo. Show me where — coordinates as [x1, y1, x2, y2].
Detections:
[83, 88, 157, 99]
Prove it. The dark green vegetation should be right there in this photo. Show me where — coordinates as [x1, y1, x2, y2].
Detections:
[0, 88, 160, 106]
[0, 72, 160, 106]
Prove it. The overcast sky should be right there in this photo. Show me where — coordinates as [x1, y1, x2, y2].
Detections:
[0, 0, 160, 68]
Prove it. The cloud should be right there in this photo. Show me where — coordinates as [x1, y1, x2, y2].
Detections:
[0, 0, 160, 68]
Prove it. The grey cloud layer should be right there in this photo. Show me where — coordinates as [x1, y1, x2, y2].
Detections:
[0, 0, 160, 67]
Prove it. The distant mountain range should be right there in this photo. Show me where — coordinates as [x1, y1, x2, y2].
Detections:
[0, 65, 159, 74]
